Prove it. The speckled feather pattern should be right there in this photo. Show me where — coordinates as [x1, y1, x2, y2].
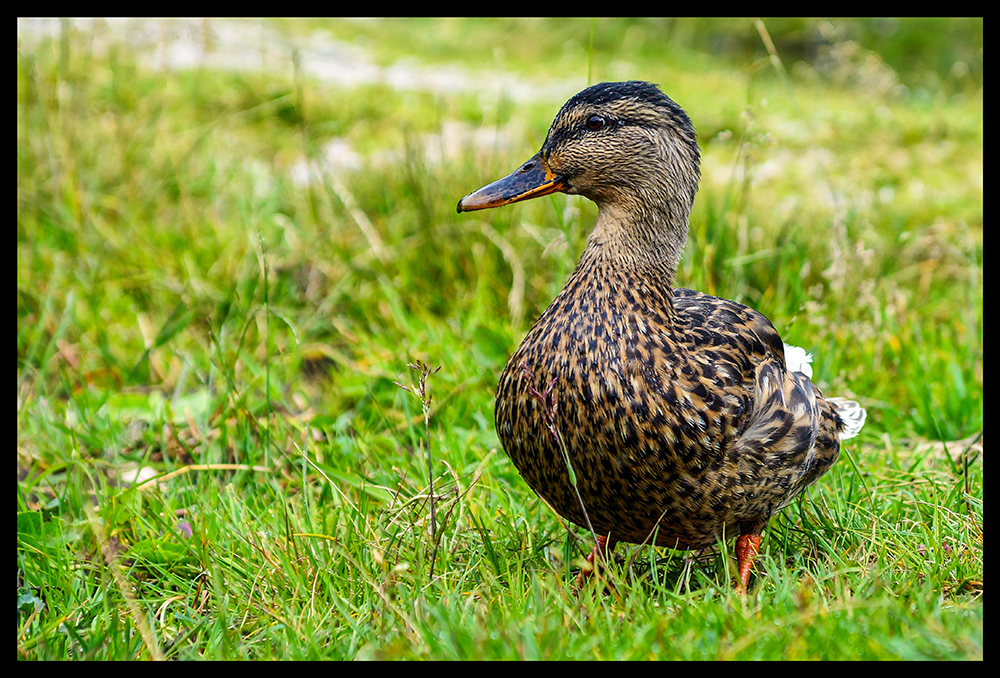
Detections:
[496, 249, 849, 549]
[469, 81, 865, 556]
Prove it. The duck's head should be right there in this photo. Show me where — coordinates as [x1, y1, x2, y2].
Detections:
[457, 81, 701, 228]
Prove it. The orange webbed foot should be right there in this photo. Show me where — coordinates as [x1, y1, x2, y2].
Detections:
[734, 532, 761, 594]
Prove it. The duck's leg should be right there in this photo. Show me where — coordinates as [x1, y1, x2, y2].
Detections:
[576, 534, 616, 586]
[734, 532, 761, 594]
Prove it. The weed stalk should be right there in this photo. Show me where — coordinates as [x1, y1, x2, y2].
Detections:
[518, 362, 598, 553]
[395, 360, 442, 580]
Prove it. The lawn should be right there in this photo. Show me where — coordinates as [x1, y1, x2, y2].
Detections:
[17, 18, 982, 660]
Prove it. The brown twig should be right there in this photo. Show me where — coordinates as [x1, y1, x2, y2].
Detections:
[394, 360, 442, 581]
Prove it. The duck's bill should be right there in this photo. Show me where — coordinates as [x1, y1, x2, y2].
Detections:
[457, 152, 567, 213]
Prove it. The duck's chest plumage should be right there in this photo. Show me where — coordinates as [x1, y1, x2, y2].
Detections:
[495, 256, 790, 549]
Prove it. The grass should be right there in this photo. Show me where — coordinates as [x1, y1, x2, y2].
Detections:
[17, 18, 982, 660]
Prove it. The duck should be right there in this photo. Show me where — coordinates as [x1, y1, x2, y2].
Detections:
[457, 81, 865, 593]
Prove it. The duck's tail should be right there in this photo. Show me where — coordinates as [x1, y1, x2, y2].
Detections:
[783, 343, 867, 441]
[827, 398, 867, 440]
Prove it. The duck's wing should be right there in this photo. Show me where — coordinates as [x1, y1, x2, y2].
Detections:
[673, 287, 786, 365]
[673, 288, 835, 518]
[734, 358, 826, 509]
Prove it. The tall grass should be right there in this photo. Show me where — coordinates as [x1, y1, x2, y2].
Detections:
[18, 19, 981, 659]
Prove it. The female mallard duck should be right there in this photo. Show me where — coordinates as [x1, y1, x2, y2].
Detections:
[457, 81, 865, 592]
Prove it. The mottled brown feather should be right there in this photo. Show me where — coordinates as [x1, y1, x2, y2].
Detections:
[467, 81, 864, 566]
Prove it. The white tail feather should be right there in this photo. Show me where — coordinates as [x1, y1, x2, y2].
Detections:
[782, 343, 813, 378]
[828, 397, 867, 440]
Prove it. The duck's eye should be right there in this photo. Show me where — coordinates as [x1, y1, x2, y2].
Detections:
[586, 115, 607, 131]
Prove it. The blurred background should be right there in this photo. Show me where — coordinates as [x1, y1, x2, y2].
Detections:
[17, 18, 982, 660]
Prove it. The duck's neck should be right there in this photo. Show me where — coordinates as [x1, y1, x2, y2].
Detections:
[580, 199, 690, 285]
